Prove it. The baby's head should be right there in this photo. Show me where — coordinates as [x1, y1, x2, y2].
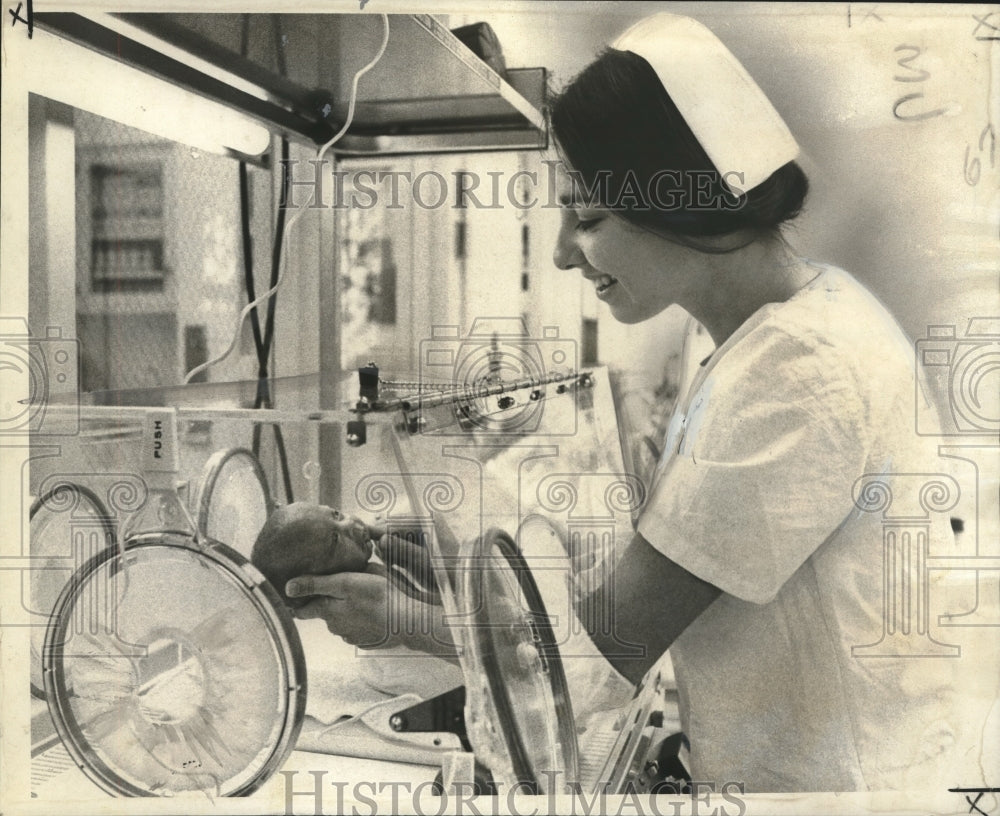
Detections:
[251, 503, 374, 608]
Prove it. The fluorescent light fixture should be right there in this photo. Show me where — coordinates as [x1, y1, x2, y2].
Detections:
[26, 24, 271, 157]
[79, 12, 273, 105]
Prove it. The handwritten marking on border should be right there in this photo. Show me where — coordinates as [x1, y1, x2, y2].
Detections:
[949, 788, 1000, 816]
[8, 0, 32, 37]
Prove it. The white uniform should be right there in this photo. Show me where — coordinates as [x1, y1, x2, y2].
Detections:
[637, 263, 996, 791]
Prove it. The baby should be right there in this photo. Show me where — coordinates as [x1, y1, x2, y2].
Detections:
[251, 503, 375, 608]
[252, 503, 439, 609]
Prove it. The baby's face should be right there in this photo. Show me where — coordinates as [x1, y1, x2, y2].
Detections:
[251, 503, 374, 607]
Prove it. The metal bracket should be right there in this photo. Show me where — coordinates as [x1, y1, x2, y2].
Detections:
[347, 362, 379, 447]
[384, 686, 469, 750]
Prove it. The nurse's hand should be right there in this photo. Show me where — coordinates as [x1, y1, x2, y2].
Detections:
[286, 563, 453, 656]
[286, 562, 391, 647]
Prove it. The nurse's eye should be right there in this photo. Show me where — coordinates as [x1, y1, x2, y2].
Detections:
[575, 217, 603, 233]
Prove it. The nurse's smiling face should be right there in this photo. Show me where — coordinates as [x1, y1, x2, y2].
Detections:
[552, 164, 703, 325]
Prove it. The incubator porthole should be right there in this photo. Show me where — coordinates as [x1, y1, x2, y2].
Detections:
[42, 534, 306, 797]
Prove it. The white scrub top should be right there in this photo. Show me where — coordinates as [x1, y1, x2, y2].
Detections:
[637, 264, 996, 791]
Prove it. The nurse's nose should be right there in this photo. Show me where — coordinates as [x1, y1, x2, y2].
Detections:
[552, 214, 585, 271]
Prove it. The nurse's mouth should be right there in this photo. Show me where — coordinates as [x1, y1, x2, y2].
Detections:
[593, 275, 618, 297]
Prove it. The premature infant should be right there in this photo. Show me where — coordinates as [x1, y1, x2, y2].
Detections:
[251, 503, 374, 608]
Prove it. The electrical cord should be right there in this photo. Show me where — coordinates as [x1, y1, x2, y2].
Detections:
[184, 13, 390, 504]
[236, 15, 294, 503]
[240, 140, 295, 504]
[184, 13, 391, 385]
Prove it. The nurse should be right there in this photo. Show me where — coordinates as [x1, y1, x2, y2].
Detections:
[545, 12, 986, 793]
[289, 13, 994, 793]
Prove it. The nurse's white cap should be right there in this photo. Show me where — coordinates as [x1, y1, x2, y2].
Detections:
[612, 13, 799, 193]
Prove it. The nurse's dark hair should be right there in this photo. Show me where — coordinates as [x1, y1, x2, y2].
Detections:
[550, 48, 808, 243]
